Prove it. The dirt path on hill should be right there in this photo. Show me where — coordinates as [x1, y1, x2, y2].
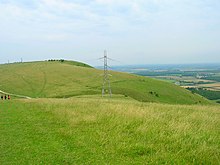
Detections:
[0, 90, 32, 99]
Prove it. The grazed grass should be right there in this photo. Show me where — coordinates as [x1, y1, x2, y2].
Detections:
[1, 98, 219, 164]
[0, 61, 210, 104]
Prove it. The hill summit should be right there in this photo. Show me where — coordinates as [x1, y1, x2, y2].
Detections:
[0, 60, 209, 104]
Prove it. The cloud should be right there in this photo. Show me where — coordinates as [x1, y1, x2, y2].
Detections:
[1, 0, 219, 41]
[0, 0, 220, 64]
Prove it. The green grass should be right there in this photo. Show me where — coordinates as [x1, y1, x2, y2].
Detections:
[0, 61, 218, 164]
[0, 98, 219, 164]
[0, 61, 210, 104]
[61, 60, 92, 68]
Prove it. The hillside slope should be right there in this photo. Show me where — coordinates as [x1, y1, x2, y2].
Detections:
[0, 61, 209, 104]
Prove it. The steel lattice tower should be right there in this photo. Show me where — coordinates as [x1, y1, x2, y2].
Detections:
[102, 50, 112, 97]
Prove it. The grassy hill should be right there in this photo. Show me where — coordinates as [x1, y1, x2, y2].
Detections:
[0, 60, 209, 104]
[0, 98, 219, 164]
[0, 60, 219, 164]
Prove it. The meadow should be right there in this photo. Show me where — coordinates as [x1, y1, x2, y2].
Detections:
[0, 97, 219, 164]
[0, 61, 219, 164]
[0, 61, 209, 104]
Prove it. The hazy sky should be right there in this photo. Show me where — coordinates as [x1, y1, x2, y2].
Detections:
[0, 0, 220, 66]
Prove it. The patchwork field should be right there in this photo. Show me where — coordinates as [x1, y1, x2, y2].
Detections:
[197, 82, 220, 91]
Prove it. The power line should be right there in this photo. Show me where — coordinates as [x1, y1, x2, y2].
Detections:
[84, 52, 125, 66]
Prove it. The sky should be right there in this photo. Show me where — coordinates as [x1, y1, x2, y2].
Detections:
[0, 0, 220, 66]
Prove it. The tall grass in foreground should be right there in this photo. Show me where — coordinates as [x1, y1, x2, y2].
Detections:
[0, 98, 219, 164]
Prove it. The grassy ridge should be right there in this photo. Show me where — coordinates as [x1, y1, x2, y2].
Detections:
[0, 61, 209, 104]
[0, 98, 219, 164]
[61, 60, 92, 68]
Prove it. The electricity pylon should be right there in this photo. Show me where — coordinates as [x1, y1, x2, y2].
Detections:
[102, 50, 112, 97]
